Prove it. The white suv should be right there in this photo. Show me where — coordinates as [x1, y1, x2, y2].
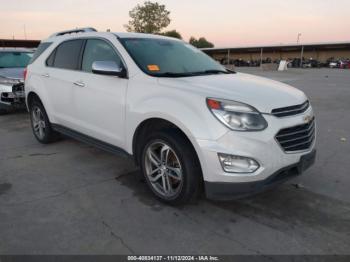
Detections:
[25, 28, 316, 204]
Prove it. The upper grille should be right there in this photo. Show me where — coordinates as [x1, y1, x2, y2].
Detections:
[276, 117, 315, 152]
[272, 101, 310, 117]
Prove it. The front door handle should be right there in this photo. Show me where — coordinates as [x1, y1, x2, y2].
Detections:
[42, 73, 50, 78]
[73, 81, 85, 87]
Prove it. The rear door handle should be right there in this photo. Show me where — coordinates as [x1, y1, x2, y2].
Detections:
[73, 81, 85, 87]
[42, 73, 50, 78]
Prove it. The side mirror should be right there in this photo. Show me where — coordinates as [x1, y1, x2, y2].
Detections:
[92, 61, 127, 78]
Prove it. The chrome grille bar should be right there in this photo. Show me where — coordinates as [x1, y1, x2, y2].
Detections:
[272, 101, 310, 117]
[275, 118, 315, 152]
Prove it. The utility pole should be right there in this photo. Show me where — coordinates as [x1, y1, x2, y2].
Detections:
[300, 45, 304, 68]
[297, 33, 303, 68]
[23, 25, 27, 40]
[227, 49, 230, 66]
[297, 33, 301, 44]
[260, 48, 263, 67]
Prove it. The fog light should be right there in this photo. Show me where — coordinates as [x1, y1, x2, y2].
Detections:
[218, 153, 259, 173]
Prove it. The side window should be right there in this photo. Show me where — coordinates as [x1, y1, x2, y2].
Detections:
[82, 39, 122, 73]
[53, 40, 84, 70]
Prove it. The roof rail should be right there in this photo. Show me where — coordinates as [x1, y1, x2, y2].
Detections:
[50, 27, 97, 38]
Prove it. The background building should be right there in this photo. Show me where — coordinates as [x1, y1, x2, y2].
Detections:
[202, 42, 350, 66]
[0, 39, 40, 48]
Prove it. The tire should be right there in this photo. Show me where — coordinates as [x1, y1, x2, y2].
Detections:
[140, 130, 202, 205]
[29, 98, 60, 144]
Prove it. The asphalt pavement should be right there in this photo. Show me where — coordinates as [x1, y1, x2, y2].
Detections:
[0, 68, 349, 255]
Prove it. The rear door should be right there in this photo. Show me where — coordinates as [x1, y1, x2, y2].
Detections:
[44, 39, 84, 129]
[71, 38, 128, 147]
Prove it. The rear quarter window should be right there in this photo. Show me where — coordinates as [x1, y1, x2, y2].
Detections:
[29, 42, 52, 64]
[46, 49, 56, 67]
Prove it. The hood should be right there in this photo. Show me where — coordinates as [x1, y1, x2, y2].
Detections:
[158, 72, 307, 113]
[0, 67, 25, 80]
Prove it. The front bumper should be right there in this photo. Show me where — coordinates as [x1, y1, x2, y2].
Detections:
[0, 83, 25, 109]
[205, 149, 316, 200]
[194, 107, 316, 199]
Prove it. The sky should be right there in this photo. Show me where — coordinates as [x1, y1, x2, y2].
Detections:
[0, 0, 350, 47]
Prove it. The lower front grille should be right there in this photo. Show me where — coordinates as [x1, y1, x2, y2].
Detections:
[275, 117, 315, 152]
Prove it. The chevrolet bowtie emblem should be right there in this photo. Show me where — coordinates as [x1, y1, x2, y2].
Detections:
[303, 115, 313, 124]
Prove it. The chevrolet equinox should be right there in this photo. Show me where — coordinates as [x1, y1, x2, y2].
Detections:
[25, 28, 316, 204]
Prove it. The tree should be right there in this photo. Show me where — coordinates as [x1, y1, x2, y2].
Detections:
[125, 1, 171, 34]
[189, 36, 214, 48]
[189, 37, 197, 46]
[160, 30, 182, 39]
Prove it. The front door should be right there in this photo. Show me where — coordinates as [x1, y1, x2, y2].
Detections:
[72, 38, 128, 148]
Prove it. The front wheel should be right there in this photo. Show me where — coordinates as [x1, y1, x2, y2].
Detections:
[140, 131, 202, 205]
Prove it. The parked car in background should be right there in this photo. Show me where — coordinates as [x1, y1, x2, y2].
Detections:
[0, 48, 34, 113]
[303, 59, 322, 68]
[339, 60, 350, 69]
[326, 58, 350, 69]
[288, 58, 302, 68]
[328, 59, 340, 68]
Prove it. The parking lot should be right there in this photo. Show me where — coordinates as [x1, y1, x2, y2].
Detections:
[0, 68, 349, 255]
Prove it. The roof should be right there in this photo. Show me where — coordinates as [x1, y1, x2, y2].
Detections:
[114, 32, 181, 41]
[44, 27, 181, 42]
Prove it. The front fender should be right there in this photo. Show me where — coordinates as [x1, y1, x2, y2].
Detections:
[125, 86, 228, 155]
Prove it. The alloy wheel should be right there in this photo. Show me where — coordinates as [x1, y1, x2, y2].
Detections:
[144, 141, 184, 198]
[32, 106, 46, 140]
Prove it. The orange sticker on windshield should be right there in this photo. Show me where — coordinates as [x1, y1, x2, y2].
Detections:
[147, 65, 160, 71]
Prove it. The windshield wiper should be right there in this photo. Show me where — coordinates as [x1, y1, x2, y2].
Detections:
[152, 72, 196, 78]
[152, 69, 235, 78]
[201, 69, 234, 75]
[188, 69, 235, 76]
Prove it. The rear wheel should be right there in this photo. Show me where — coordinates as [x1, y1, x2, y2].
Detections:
[29, 99, 59, 143]
[140, 131, 202, 205]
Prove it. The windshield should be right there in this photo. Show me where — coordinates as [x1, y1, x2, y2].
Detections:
[0, 52, 33, 68]
[119, 38, 230, 77]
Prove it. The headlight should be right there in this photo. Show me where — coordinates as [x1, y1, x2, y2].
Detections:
[0, 76, 21, 86]
[207, 98, 267, 131]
